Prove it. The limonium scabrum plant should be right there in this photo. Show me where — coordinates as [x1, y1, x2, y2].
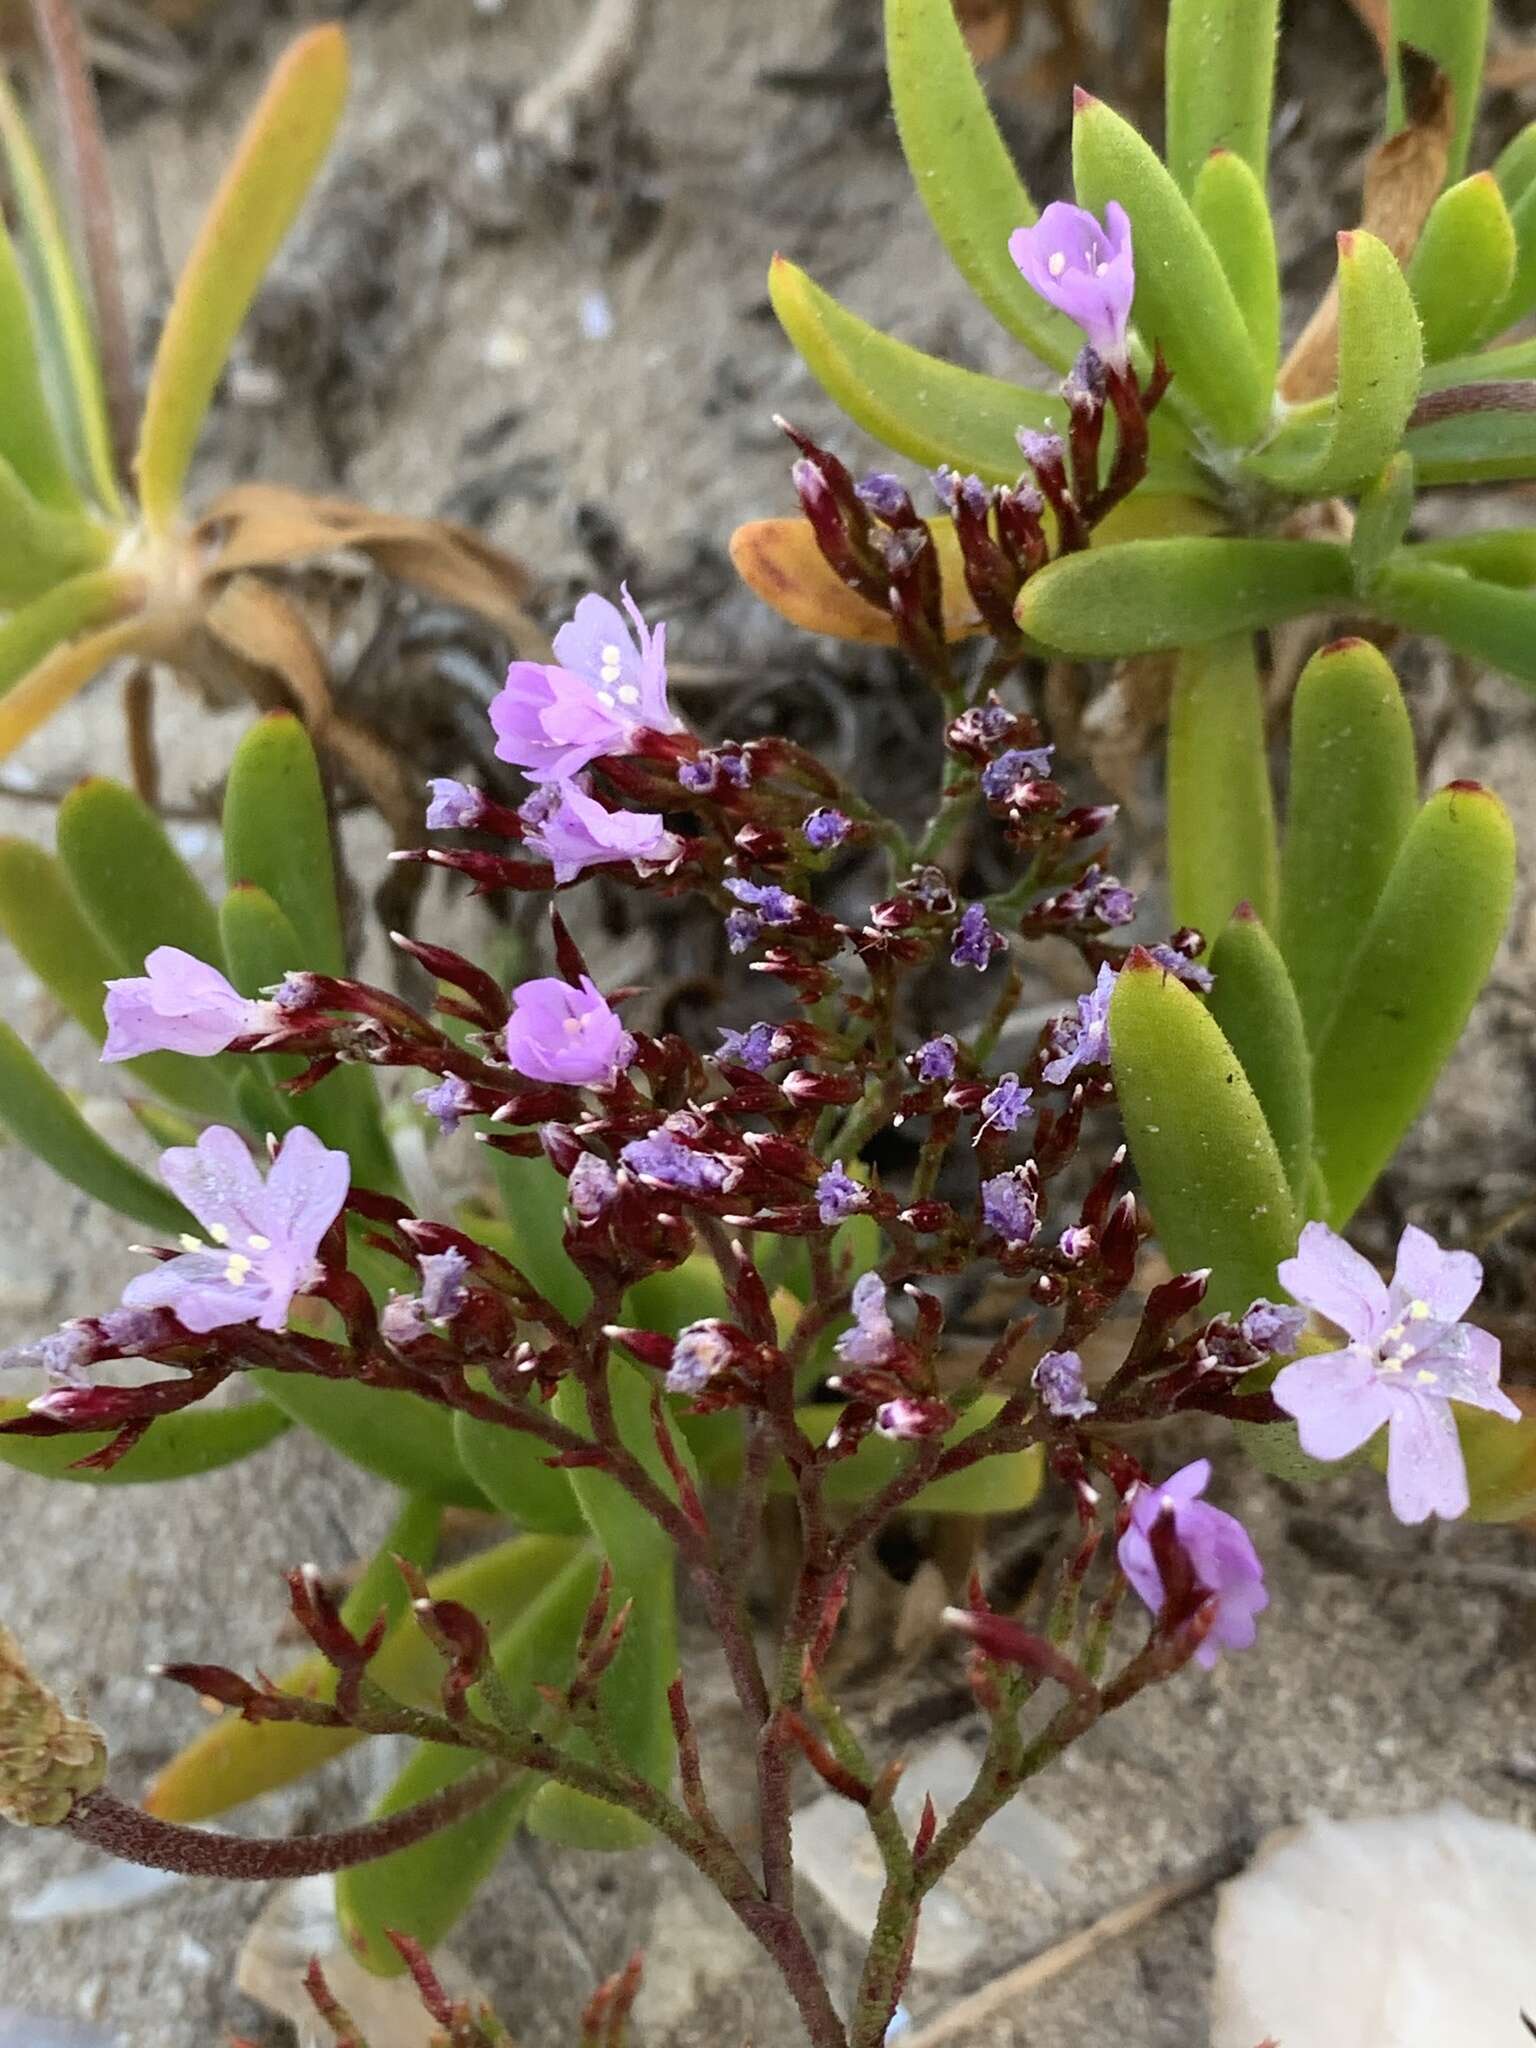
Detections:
[0, 535, 1528, 2039]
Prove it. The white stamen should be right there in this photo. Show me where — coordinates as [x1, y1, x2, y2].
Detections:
[178, 1233, 204, 1254]
[1048, 251, 1067, 277]
[223, 1253, 254, 1286]
[207, 1223, 231, 1245]
[1406, 1299, 1432, 1320]
[617, 684, 641, 706]
[248, 1234, 272, 1251]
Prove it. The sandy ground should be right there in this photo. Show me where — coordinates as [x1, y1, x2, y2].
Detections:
[3, 1, 1536, 2042]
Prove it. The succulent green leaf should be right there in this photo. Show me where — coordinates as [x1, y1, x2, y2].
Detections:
[148, 1529, 568, 1824]
[1207, 909, 1312, 1207]
[1311, 782, 1514, 1226]
[1369, 550, 1536, 686]
[553, 1355, 695, 1577]
[0, 1020, 189, 1233]
[0, 73, 122, 516]
[1406, 529, 1536, 585]
[0, 1395, 289, 1484]
[0, 454, 111, 606]
[1406, 174, 1516, 361]
[57, 776, 226, 978]
[1491, 179, 1536, 335]
[882, 0, 1077, 367]
[1244, 232, 1422, 496]
[0, 214, 85, 514]
[452, 1398, 587, 1537]
[1421, 338, 1536, 390]
[337, 1543, 602, 1971]
[1165, 0, 1279, 194]
[136, 27, 349, 534]
[1386, 0, 1490, 184]
[1404, 400, 1536, 485]
[1460, 1400, 1536, 1523]
[1493, 121, 1536, 209]
[1191, 148, 1279, 380]
[222, 712, 346, 976]
[1349, 453, 1416, 595]
[1016, 539, 1353, 656]
[250, 1371, 488, 1508]
[219, 881, 396, 1193]
[1109, 954, 1297, 1315]
[485, 1149, 591, 1323]
[0, 836, 234, 1123]
[769, 1395, 1042, 1513]
[1279, 638, 1419, 1049]
[0, 569, 141, 702]
[1071, 92, 1268, 446]
[1166, 634, 1278, 939]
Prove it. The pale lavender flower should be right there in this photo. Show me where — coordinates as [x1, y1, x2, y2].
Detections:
[1118, 1459, 1268, 1668]
[914, 1035, 959, 1084]
[0, 1324, 94, 1387]
[980, 748, 1055, 802]
[725, 878, 801, 925]
[620, 1132, 738, 1194]
[521, 782, 680, 885]
[1009, 201, 1135, 368]
[1239, 1299, 1307, 1358]
[567, 1153, 619, 1218]
[120, 1126, 349, 1335]
[952, 902, 1003, 971]
[1272, 1222, 1520, 1524]
[1058, 1225, 1095, 1264]
[981, 1166, 1040, 1246]
[667, 1320, 734, 1394]
[876, 1396, 951, 1441]
[504, 975, 635, 1090]
[1145, 943, 1214, 993]
[1032, 1348, 1096, 1420]
[977, 1073, 1033, 1137]
[679, 749, 751, 795]
[380, 1294, 430, 1347]
[425, 778, 486, 831]
[419, 1248, 471, 1321]
[99, 1306, 171, 1354]
[803, 807, 851, 851]
[102, 947, 277, 1063]
[414, 1073, 476, 1134]
[1041, 963, 1116, 1085]
[490, 587, 680, 782]
[816, 1162, 868, 1226]
[725, 909, 762, 954]
[835, 1273, 898, 1368]
[716, 1022, 786, 1073]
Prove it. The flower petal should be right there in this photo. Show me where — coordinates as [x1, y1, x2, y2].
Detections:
[121, 1249, 274, 1333]
[1388, 1223, 1483, 1323]
[159, 1126, 268, 1241]
[553, 593, 642, 699]
[1414, 1325, 1523, 1420]
[1384, 1389, 1469, 1524]
[261, 1126, 351, 1262]
[1272, 1350, 1393, 1460]
[1277, 1221, 1389, 1343]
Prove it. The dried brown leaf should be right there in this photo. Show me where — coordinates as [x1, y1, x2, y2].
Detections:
[1278, 55, 1452, 401]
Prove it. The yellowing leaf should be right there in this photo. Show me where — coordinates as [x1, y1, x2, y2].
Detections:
[136, 27, 349, 534]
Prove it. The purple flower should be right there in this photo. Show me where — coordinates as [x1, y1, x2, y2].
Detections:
[1239, 1299, 1307, 1359]
[716, 1022, 787, 1073]
[620, 1132, 738, 1194]
[1041, 963, 1116, 1086]
[1145, 944, 1214, 993]
[667, 1320, 735, 1394]
[1009, 201, 1135, 368]
[568, 1153, 619, 1218]
[856, 471, 914, 520]
[419, 1248, 471, 1321]
[679, 749, 752, 795]
[1058, 1225, 1095, 1264]
[835, 1273, 897, 1368]
[977, 1073, 1033, 1137]
[99, 1306, 171, 1354]
[521, 781, 680, 885]
[0, 1324, 94, 1387]
[504, 975, 635, 1090]
[725, 878, 801, 925]
[102, 947, 276, 1063]
[414, 1073, 476, 1134]
[489, 587, 680, 783]
[914, 1035, 958, 1084]
[876, 1396, 952, 1441]
[120, 1126, 349, 1335]
[803, 807, 851, 851]
[981, 1166, 1040, 1246]
[952, 902, 1004, 972]
[980, 748, 1055, 802]
[1118, 1459, 1268, 1668]
[725, 910, 762, 954]
[1272, 1222, 1520, 1524]
[1032, 1348, 1096, 1419]
[816, 1161, 869, 1226]
[425, 778, 486, 831]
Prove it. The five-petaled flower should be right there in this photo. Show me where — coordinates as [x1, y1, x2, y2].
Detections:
[951, 902, 1004, 972]
[816, 1162, 869, 1226]
[119, 1126, 349, 1334]
[504, 975, 636, 1090]
[1009, 201, 1135, 368]
[1033, 1348, 1096, 1420]
[977, 1073, 1033, 1139]
[1041, 962, 1116, 1086]
[1272, 1222, 1519, 1524]
[835, 1273, 898, 1369]
[520, 781, 681, 885]
[1117, 1459, 1268, 1668]
[102, 947, 277, 1064]
[490, 588, 680, 783]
